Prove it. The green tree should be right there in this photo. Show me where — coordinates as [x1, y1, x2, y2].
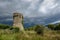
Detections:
[54, 23, 60, 30]
[47, 24, 55, 30]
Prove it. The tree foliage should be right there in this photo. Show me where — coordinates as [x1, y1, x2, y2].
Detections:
[0, 24, 10, 29]
[47, 24, 55, 30]
[54, 23, 60, 30]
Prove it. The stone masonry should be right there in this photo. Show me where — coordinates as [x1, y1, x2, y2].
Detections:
[13, 13, 24, 31]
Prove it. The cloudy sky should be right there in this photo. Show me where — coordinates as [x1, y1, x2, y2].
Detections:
[0, 0, 60, 26]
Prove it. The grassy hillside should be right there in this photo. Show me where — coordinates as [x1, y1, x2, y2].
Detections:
[0, 29, 60, 40]
[0, 24, 60, 40]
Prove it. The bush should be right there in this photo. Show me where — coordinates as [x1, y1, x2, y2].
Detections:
[9, 27, 14, 30]
[25, 26, 37, 31]
[12, 27, 20, 33]
[35, 25, 44, 35]
[0, 24, 10, 29]
[54, 24, 60, 30]
[47, 24, 55, 30]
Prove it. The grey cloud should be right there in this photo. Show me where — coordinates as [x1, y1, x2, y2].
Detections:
[0, 0, 60, 25]
[0, 0, 60, 17]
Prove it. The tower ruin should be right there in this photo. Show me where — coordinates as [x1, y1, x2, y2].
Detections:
[13, 13, 24, 31]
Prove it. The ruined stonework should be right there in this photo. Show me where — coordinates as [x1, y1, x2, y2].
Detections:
[13, 13, 24, 31]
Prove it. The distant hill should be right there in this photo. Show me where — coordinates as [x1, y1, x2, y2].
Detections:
[0, 17, 60, 27]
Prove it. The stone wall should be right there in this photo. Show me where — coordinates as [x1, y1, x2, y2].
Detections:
[13, 13, 24, 31]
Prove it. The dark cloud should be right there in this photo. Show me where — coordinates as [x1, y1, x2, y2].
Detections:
[0, 0, 60, 26]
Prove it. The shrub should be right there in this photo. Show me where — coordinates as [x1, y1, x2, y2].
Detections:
[0, 24, 10, 29]
[9, 27, 14, 30]
[35, 25, 44, 35]
[54, 24, 60, 30]
[25, 26, 37, 31]
[12, 27, 20, 33]
[47, 24, 55, 30]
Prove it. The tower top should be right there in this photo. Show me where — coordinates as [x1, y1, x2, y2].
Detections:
[13, 12, 23, 16]
[13, 12, 23, 18]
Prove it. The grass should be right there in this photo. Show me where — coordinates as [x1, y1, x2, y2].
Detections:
[0, 29, 60, 40]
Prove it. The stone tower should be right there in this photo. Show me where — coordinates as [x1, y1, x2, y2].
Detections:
[13, 13, 24, 31]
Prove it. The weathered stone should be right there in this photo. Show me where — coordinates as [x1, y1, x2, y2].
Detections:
[13, 13, 24, 31]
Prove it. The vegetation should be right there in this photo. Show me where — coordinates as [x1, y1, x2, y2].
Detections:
[0, 24, 10, 29]
[34, 25, 44, 35]
[10, 27, 20, 33]
[54, 23, 60, 30]
[47, 24, 55, 30]
[47, 23, 60, 30]
[0, 24, 60, 40]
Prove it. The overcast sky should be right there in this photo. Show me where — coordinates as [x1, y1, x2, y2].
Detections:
[0, 0, 60, 25]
